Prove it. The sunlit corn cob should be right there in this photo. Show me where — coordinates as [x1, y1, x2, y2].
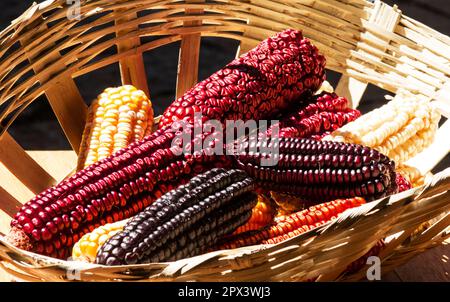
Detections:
[72, 219, 129, 262]
[324, 91, 441, 164]
[219, 197, 365, 249]
[233, 195, 277, 235]
[77, 85, 154, 170]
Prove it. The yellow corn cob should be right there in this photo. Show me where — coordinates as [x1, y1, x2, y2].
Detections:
[77, 85, 154, 170]
[72, 219, 128, 262]
[324, 91, 440, 164]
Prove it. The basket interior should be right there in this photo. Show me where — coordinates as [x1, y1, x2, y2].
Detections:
[0, 0, 449, 237]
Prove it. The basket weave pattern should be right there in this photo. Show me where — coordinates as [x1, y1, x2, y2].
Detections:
[0, 0, 448, 281]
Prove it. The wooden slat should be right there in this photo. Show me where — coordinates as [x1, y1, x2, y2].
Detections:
[0, 132, 55, 195]
[0, 186, 22, 219]
[236, 39, 254, 57]
[20, 18, 87, 153]
[0, 149, 77, 281]
[176, 0, 204, 98]
[26, 150, 77, 181]
[116, 12, 150, 97]
[236, 19, 261, 57]
[336, 0, 401, 108]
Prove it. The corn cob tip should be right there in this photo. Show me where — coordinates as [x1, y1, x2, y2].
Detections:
[5, 227, 33, 252]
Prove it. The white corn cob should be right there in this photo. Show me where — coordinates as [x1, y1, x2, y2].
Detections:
[324, 91, 441, 164]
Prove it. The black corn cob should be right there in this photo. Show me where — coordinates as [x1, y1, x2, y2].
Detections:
[235, 137, 397, 201]
[96, 168, 257, 265]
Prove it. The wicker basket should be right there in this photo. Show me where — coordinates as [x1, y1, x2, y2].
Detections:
[0, 0, 449, 281]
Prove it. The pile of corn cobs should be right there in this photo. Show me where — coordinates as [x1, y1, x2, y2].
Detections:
[7, 29, 439, 270]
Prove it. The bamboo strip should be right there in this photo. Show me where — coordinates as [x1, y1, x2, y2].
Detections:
[116, 11, 151, 96]
[0, 132, 55, 194]
[176, 0, 204, 98]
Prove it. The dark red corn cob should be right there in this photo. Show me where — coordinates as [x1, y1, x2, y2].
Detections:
[396, 173, 412, 192]
[265, 92, 361, 139]
[96, 169, 257, 265]
[235, 137, 397, 201]
[159, 29, 326, 128]
[219, 197, 366, 249]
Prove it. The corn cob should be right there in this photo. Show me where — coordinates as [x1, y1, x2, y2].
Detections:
[233, 195, 277, 235]
[72, 219, 129, 262]
[159, 29, 326, 129]
[96, 169, 257, 265]
[77, 85, 154, 170]
[324, 91, 440, 164]
[265, 92, 361, 139]
[219, 197, 365, 249]
[236, 137, 397, 201]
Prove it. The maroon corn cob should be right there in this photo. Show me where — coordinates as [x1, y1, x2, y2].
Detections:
[159, 29, 326, 128]
[219, 197, 365, 249]
[265, 92, 361, 139]
[235, 137, 397, 202]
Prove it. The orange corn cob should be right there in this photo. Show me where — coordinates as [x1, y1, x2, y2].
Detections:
[219, 197, 366, 249]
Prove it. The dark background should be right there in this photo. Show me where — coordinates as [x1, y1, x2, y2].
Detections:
[0, 0, 448, 171]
